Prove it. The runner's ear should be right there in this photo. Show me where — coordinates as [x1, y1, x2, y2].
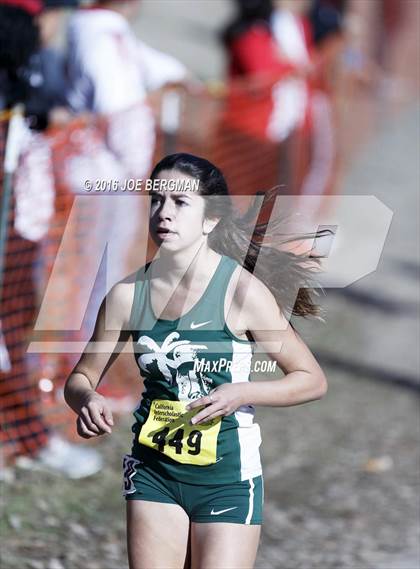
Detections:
[203, 217, 220, 235]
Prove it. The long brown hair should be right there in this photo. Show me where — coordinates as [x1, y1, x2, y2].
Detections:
[150, 153, 328, 321]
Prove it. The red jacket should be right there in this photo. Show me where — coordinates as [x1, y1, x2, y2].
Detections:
[223, 20, 313, 141]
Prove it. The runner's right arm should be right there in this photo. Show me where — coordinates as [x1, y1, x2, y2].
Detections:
[64, 282, 134, 438]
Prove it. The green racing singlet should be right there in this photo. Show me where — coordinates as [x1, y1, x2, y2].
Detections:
[129, 254, 262, 484]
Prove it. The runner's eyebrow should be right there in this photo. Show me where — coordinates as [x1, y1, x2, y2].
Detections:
[150, 192, 193, 200]
[173, 194, 193, 200]
[167, 193, 194, 201]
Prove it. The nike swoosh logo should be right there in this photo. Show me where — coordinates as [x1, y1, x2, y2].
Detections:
[190, 320, 212, 329]
[210, 507, 238, 516]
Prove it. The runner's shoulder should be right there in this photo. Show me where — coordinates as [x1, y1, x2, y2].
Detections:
[232, 264, 273, 305]
[231, 263, 280, 324]
[105, 278, 136, 328]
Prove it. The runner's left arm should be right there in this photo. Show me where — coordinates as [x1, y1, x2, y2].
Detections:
[188, 275, 327, 424]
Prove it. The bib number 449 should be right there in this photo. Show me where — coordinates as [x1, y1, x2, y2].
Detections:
[152, 427, 202, 456]
[139, 400, 221, 466]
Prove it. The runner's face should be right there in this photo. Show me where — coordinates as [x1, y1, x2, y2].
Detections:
[149, 170, 208, 251]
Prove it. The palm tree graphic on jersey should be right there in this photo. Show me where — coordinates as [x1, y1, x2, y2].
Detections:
[137, 331, 213, 401]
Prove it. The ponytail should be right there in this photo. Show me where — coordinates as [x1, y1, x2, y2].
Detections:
[209, 187, 328, 320]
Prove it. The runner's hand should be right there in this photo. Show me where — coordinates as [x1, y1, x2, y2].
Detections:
[76, 392, 114, 439]
[186, 384, 246, 425]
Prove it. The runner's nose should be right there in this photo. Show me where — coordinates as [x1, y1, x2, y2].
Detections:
[158, 199, 175, 221]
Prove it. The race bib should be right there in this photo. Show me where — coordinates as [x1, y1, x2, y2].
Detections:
[139, 399, 221, 466]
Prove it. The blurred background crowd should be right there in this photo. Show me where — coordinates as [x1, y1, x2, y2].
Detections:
[0, 1, 419, 567]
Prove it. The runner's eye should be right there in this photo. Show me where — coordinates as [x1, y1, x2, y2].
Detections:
[151, 196, 163, 208]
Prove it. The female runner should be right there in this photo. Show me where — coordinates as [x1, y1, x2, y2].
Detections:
[64, 153, 328, 569]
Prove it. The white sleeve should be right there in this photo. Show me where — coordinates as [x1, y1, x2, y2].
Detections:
[14, 128, 55, 242]
[136, 40, 188, 92]
[68, 35, 145, 114]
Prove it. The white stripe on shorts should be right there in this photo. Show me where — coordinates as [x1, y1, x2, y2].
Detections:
[245, 478, 255, 524]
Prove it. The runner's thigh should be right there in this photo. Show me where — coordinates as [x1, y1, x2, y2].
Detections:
[126, 500, 190, 569]
[191, 522, 261, 569]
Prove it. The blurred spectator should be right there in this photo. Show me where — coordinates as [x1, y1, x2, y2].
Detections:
[216, 0, 300, 198]
[309, 0, 345, 46]
[223, 0, 294, 80]
[25, 0, 79, 130]
[0, 0, 103, 479]
[296, 0, 345, 214]
[221, 0, 314, 197]
[66, 0, 188, 115]
[0, 0, 41, 110]
[267, 0, 313, 145]
[62, 0, 189, 182]
[270, 0, 343, 216]
[57, 0, 190, 323]
[223, 0, 314, 144]
[222, 0, 301, 144]
[221, 0, 341, 215]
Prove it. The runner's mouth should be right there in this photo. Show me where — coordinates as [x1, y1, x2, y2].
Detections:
[156, 228, 177, 237]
